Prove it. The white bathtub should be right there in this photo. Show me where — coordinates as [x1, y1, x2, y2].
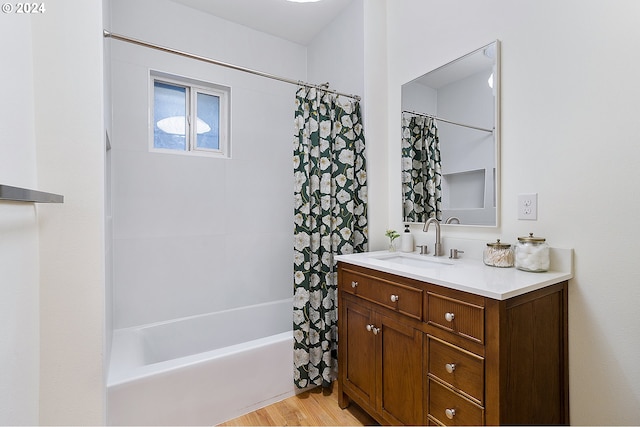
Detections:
[107, 298, 296, 425]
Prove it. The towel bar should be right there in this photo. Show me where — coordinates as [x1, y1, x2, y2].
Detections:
[0, 185, 64, 203]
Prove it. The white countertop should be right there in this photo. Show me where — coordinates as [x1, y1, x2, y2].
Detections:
[335, 249, 573, 300]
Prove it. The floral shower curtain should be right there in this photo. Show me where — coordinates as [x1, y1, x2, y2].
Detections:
[292, 86, 368, 388]
[401, 113, 442, 222]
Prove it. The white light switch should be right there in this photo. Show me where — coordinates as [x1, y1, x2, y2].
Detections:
[518, 193, 538, 220]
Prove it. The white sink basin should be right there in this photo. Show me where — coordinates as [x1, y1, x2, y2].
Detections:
[368, 252, 453, 268]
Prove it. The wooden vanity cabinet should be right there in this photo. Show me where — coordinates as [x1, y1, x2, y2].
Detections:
[337, 262, 569, 426]
[339, 277, 424, 424]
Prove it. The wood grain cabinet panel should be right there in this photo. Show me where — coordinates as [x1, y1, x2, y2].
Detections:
[426, 292, 484, 344]
[337, 262, 569, 426]
[341, 270, 370, 296]
[367, 279, 423, 319]
[341, 267, 423, 320]
[341, 298, 376, 407]
[428, 379, 484, 426]
[427, 336, 484, 404]
[378, 314, 423, 425]
[339, 292, 423, 425]
[501, 289, 567, 424]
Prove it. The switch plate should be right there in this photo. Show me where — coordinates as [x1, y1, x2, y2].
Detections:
[518, 193, 538, 220]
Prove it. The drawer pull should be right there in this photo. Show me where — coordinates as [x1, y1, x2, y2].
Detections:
[390, 294, 399, 303]
[445, 408, 456, 419]
[445, 363, 456, 374]
[444, 312, 455, 322]
[351, 281, 358, 288]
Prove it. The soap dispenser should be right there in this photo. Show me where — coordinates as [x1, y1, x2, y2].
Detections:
[401, 224, 414, 252]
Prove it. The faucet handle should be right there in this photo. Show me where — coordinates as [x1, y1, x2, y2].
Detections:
[449, 249, 464, 259]
[417, 245, 429, 255]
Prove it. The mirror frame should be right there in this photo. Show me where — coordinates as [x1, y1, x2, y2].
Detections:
[400, 40, 501, 227]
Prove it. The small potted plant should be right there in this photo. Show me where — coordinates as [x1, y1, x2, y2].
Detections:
[385, 229, 400, 252]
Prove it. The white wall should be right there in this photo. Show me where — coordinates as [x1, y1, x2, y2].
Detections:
[362, 0, 390, 251]
[380, 0, 640, 424]
[103, 0, 114, 385]
[0, 16, 40, 426]
[0, 1, 106, 424]
[32, 0, 106, 423]
[307, 0, 365, 100]
[110, 0, 306, 328]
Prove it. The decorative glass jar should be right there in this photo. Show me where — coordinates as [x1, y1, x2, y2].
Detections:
[515, 233, 550, 272]
[483, 239, 514, 268]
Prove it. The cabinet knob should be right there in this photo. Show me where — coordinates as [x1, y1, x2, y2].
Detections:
[445, 363, 456, 374]
[351, 281, 358, 288]
[366, 324, 373, 332]
[390, 294, 399, 303]
[445, 408, 456, 419]
[372, 327, 380, 335]
[444, 312, 455, 322]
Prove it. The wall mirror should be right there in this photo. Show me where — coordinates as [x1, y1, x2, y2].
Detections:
[401, 40, 500, 226]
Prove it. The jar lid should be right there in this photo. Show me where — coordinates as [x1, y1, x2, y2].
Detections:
[517, 232, 546, 243]
[486, 239, 511, 248]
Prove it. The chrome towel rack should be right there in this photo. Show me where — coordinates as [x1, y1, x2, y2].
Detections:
[0, 185, 64, 203]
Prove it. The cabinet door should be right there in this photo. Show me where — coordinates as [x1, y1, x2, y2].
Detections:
[341, 298, 376, 407]
[377, 313, 424, 425]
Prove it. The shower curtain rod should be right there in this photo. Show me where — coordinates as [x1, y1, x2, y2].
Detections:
[103, 30, 361, 101]
[402, 110, 493, 133]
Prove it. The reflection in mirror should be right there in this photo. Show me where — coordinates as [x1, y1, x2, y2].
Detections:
[401, 41, 499, 226]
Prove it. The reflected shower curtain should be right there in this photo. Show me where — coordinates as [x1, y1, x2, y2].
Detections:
[292, 87, 368, 388]
[401, 113, 442, 222]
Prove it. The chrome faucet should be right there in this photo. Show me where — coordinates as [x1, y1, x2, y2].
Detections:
[445, 216, 460, 224]
[423, 217, 443, 256]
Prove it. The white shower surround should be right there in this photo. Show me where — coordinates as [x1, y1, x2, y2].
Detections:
[110, 0, 305, 330]
[107, 1, 366, 425]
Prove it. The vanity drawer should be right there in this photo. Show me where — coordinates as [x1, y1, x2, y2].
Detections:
[365, 278, 423, 319]
[341, 269, 369, 294]
[427, 292, 484, 344]
[427, 336, 484, 404]
[340, 268, 423, 320]
[428, 379, 484, 426]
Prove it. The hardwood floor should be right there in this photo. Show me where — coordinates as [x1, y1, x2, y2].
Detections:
[218, 384, 377, 426]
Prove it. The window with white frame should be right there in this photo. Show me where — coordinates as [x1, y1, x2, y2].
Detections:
[151, 71, 230, 158]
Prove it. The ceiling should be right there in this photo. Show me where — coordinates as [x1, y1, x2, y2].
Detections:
[170, 0, 354, 45]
